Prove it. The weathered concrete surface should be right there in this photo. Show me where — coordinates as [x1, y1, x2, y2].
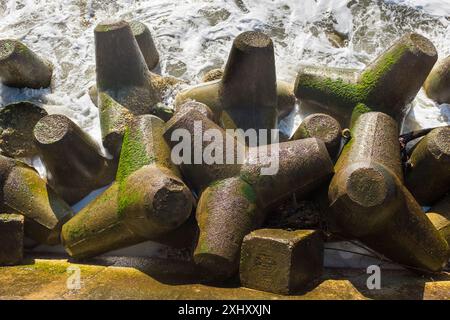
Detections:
[0, 256, 448, 299]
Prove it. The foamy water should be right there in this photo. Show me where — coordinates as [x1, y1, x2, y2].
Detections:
[1, 0, 449, 138]
[0, 0, 449, 265]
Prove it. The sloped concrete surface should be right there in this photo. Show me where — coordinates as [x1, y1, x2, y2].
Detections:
[0, 255, 449, 300]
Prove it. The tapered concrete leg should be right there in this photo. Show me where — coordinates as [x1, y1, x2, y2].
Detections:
[0, 39, 52, 89]
[34, 114, 117, 205]
[328, 112, 449, 273]
[0, 156, 73, 245]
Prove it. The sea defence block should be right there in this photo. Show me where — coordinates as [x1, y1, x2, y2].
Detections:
[0, 155, 73, 245]
[241, 138, 334, 210]
[202, 68, 223, 82]
[0, 39, 53, 89]
[0, 213, 24, 266]
[164, 109, 333, 280]
[61, 115, 193, 259]
[174, 32, 295, 126]
[129, 21, 159, 70]
[328, 112, 449, 273]
[98, 92, 134, 157]
[291, 113, 342, 158]
[294, 33, 438, 126]
[219, 31, 278, 132]
[240, 229, 323, 295]
[427, 194, 450, 245]
[94, 20, 161, 115]
[405, 126, 450, 206]
[0, 101, 48, 158]
[195, 176, 262, 280]
[424, 55, 450, 104]
[164, 109, 243, 194]
[174, 101, 214, 121]
[33, 114, 117, 205]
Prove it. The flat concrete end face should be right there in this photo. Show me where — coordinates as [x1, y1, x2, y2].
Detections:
[0, 213, 24, 266]
[129, 21, 147, 36]
[0, 102, 48, 158]
[33, 114, 71, 145]
[0, 39, 16, 60]
[240, 229, 323, 295]
[297, 113, 341, 142]
[430, 126, 450, 162]
[234, 31, 272, 51]
[95, 20, 128, 33]
[329, 163, 398, 237]
[346, 167, 389, 208]
[406, 33, 437, 58]
[149, 174, 194, 229]
[293, 113, 341, 155]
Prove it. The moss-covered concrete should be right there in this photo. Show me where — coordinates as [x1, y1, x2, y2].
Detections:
[0, 257, 449, 299]
[294, 33, 438, 126]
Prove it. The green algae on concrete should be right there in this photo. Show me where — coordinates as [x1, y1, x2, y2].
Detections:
[406, 126, 450, 206]
[240, 229, 323, 295]
[294, 33, 438, 126]
[62, 115, 193, 259]
[0, 213, 23, 265]
[0, 39, 53, 89]
[0, 101, 48, 158]
[164, 109, 334, 281]
[329, 112, 449, 273]
[2, 258, 450, 299]
[98, 92, 134, 158]
[33, 114, 117, 205]
[0, 155, 73, 245]
[116, 115, 180, 184]
[424, 55, 450, 104]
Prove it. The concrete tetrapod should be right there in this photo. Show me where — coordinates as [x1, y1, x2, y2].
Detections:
[61, 115, 193, 259]
[174, 31, 295, 126]
[33, 114, 117, 205]
[328, 112, 449, 273]
[405, 126, 450, 206]
[424, 55, 450, 104]
[0, 101, 48, 158]
[0, 39, 53, 89]
[294, 33, 438, 126]
[240, 229, 324, 295]
[129, 21, 159, 70]
[0, 213, 24, 266]
[94, 20, 161, 115]
[291, 113, 342, 158]
[164, 109, 334, 280]
[427, 194, 450, 246]
[0, 155, 73, 245]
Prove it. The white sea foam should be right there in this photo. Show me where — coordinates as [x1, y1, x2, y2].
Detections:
[1, 0, 449, 264]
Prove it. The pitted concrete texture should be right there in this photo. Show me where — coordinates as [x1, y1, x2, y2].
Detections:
[0, 255, 449, 300]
